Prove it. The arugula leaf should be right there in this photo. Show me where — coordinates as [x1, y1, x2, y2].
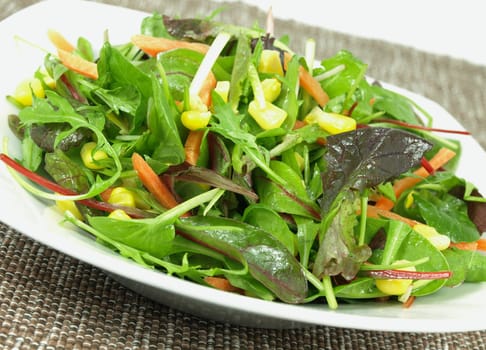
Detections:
[18, 91, 122, 200]
[210, 93, 287, 186]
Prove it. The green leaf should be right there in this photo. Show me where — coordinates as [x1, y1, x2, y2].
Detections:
[88, 215, 176, 258]
[141, 12, 172, 38]
[243, 203, 296, 255]
[175, 215, 307, 303]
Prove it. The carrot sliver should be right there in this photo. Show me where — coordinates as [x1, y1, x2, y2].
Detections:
[477, 238, 486, 251]
[184, 130, 205, 166]
[131, 34, 209, 57]
[365, 205, 419, 227]
[131, 152, 179, 210]
[58, 49, 98, 80]
[449, 241, 479, 251]
[375, 147, 457, 210]
[204, 276, 243, 293]
[198, 71, 217, 107]
[48, 29, 76, 53]
[284, 52, 329, 107]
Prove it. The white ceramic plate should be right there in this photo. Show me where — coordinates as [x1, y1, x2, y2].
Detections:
[1, 0, 485, 333]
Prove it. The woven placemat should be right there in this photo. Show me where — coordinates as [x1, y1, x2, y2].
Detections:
[1, 0, 486, 349]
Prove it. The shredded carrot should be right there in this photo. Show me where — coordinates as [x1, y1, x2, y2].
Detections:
[284, 52, 329, 107]
[47, 29, 76, 53]
[131, 152, 179, 210]
[478, 238, 486, 251]
[375, 147, 456, 210]
[58, 49, 98, 80]
[365, 205, 420, 227]
[184, 130, 205, 166]
[449, 241, 479, 251]
[204, 276, 244, 294]
[100, 188, 114, 202]
[449, 239, 486, 252]
[199, 71, 217, 107]
[182, 71, 216, 166]
[131, 34, 209, 57]
[402, 295, 416, 308]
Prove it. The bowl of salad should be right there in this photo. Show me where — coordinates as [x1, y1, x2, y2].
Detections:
[0, 0, 485, 332]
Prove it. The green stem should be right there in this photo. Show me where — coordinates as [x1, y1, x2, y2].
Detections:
[303, 268, 338, 310]
[358, 189, 368, 246]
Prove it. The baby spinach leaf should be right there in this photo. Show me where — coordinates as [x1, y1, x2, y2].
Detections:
[398, 190, 480, 243]
[88, 215, 176, 258]
[442, 248, 486, 287]
[141, 12, 172, 38]
[334, 277, 385, 299]
[294, 216, 320, 268]
[138, 75, 185, 165]
[320, 50, 368, 99]
[243, 203, 296, 255]
[175, 215, 307, 304]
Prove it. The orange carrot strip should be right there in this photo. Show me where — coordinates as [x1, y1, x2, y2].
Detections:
[284, 52, 329, 107]
[402, 295, 416, 308]
[199, 71, 217, 107]
[100, 187, 114, 202]
[182, 72, 216, 165]
[449, 241, 479, 251]
[58, 49, 98, 80]
[48, 29, 76, 53]
[477, 238, 486, 251]
[131, 34, 209, 57]
[131, 152, 179, 210]
[204, 276, 244, 293]
[184, 130, 205, 166]
[365, 205, 420, 227]
[375, 147, 457, 210]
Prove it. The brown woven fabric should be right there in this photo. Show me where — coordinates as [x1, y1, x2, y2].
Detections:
[1, 0, 486, 349]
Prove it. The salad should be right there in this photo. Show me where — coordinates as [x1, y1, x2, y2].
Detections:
[2, 9, 486, 309]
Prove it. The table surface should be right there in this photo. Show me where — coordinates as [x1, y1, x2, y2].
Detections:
[1, 0, 486, 349]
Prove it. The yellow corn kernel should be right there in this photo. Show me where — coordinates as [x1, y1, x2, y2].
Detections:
[108, 187, 136, 208]
[108, 209, 131, 220]
[13, 78, 45, 106]
[181, 110, 211, 130]
[304, 106, 356, 135]
[413, 224, 450, 251]
[261, 78, 282, 102]
[248, 100, 287, 130]
[214, 81, 230, 103]
[56, 198, 83, 220]
[80, 142, 109, 170]
[258, 49, 284, 76]
[375, 260, 416, 296]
